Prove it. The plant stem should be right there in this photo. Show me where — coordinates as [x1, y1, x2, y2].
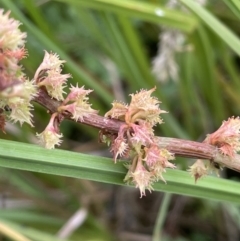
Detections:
[33, 88, 240, 173]
[152, 193, 172, 241]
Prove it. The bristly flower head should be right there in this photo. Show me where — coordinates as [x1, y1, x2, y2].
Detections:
[130, 121, 154, 147]
[35, 51, 71, 100]
[104, 87, 175, 197]
[105, 87, 166, 125]
[105, 101, 128, 121]
[144, 145, 175, 182]
[128, 87, 166, 125]
[204, 117, 240, 157]
[36, 113, 63, 149]
[188, 159, 208, 183]
[128, 158, 154, 198]
[0, 9, 27, 82]
[58, 85, 98, 122]
[0, 9, 27, 51]
[0, 9, 37, 127]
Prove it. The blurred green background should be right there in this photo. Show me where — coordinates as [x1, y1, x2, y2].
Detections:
[1, 0, 240, 240]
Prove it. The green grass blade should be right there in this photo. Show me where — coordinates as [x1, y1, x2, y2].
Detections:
[0, 169, 48, 198]
[179, 0, 240, 56]
[152, 193, 172, 241]
[191, 26, 225, 124]
[103, 13, 147, 89]
[0, 219, 72, 241]
[178, 53, 197, 137]
[73, 9, 113, 58]
[0, 210, 64, 226]
[230, 0, 240, 13]
[55, 0, 198, 32]
[222, 0, 240, 19]
[117, 16, 156, 86]
[22, 0, 58, 43]
[101, 13, 139, 88]
[1, 139, 240, 204]
[0, 220, 31, 241]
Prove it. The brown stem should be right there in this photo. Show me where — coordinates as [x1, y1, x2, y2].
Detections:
[33, 88, 240, 172]
[155, 137, 215, 160]
[34, 88, 123, 132]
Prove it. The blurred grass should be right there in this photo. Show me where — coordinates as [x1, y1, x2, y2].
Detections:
[1, 0, 240, 240]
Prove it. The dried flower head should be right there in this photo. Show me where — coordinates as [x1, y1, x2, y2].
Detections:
[0, 79, 38, 126]
[130, 122, 154, 147]
[111, 136, 129, 162]
[36, 113, 62, 149]
[127, 87, 166, 125]
[188, 159, 208, 183]
[144, 145, 175, 182]
[105, 101, 128, 121]
[105, 87, 174, 196]
[0, 9, 37, 127]
[63, 85, 92, 103]
[204, 117, 240, 157]
[59, 85, 98, 122]
[34, 51, 65, 80]
[0, 9, 26, 51]
[106, 87, 166, 125]
[129, 159, 154, 198]
[35, 51, 70, 100]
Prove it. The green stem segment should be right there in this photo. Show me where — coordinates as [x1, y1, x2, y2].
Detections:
[152, 193, 172, 241]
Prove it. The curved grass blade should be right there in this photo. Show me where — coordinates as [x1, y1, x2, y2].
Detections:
[55, 0, 198, 32]
[179, 0, 240, 56]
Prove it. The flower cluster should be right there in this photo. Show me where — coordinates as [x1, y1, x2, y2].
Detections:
[0, 9, 37, 128]
[189, 117, 240, 181]
[188, 159, 208, 183]
[59, 85, 98, 122]
[204, 117, 240, 157]
[34, 51, 71, 101]
[0, 9, 97, 148]
[5, 7, 237, 196]
[36, 113, 62, 149]
[103, 88, 175, 197]
[35, 54, 97, 149]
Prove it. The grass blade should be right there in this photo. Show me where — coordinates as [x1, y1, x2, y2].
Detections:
[55, 0, 198, 32]
[0, 139, 240, 204]
[179, 0, 240, 56]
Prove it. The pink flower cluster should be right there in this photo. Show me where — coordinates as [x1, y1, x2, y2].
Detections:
[35, 51, 71, 101]
[189, 117, 240, 182]
[103, 88, 175, 197]
[0, 9, 37, 127]
[205, 117, 240, 157]
[36, 53, 98, 149]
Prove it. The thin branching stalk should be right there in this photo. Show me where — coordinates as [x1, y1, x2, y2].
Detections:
[34, 88, 240, 173]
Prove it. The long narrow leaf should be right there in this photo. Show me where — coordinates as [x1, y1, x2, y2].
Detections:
[222, 0, 240, 19]
[55, 0, 198, 32]
[179, 0, 240, 56]
[0, 219, 72, 241]
[0, 140, 240, 204]
[230, 0, 240, 13]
